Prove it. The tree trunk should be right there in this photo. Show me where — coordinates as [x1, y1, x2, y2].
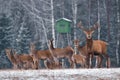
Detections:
[51, 0, 56, 48]
[72, 0, 77, 40]
[116, 0, 120, 66]
[106, 0, 110, 42]
[97, 0, 101, 40]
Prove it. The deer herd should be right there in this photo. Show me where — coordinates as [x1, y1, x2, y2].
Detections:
[5, 21, 111, 70]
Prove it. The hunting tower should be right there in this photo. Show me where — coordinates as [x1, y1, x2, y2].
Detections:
[55, 18, 72, 47]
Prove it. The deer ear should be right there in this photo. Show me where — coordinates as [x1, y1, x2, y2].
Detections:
[91, 30, 94, 34]
[83, 31, 87, 34]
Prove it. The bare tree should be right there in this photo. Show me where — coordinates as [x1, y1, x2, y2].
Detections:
[51, 0, 56, 48]
[97, 0, 100, 40]
[19, 0, 56, 48]
[72, 0, 77, 40]
[106, 0, 110, 41]
[116, 0, 120, 66]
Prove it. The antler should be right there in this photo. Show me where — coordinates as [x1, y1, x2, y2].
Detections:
[91, 22, 99, 31]
[77, 21, 85, 31]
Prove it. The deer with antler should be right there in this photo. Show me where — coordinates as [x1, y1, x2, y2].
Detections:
[77, 21, 110, 68]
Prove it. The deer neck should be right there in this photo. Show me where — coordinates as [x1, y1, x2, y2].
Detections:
[74, 45, 82, 54]
[86, 38, 93, 51]
[50, 44, 54, 50]
[74, 45, 78, 54]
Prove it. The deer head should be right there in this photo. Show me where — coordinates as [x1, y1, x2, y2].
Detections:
[5, 49, 11, 57]
[73, 39, 80, 47]
[30, 43, 35, 50]
[78, 21, 99, 39]
[30, 42, 36, 55]
[48, 39, 54, 49]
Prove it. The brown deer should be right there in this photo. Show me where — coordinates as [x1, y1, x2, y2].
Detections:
[29, 43, 39, 69]
[48, 39, 74, 68]
[45, 60, 62, 69]
[72, 54, 86, 68]
[78, 21, 110, 68]
[30, 43, 56, 69]
[5, 49, 18, 69]
[12, 50, 37, 69]
[72, 39, 87, 68]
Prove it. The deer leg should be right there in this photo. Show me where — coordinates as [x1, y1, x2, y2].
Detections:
[68, 58, 74, 68]
[74, 61, 77, 68]
[23, 62, 31, 70]
[86, 55, 90, 68]
[104, 54, 110, 68]
[86, 53, 92, 68]
[13, 64, 18, 69]
[82, 58, 87, 68]
[96, 55, 103, 68]
[71, 57, 76, 68]
[34, 60, 39, 69]
[95, 56, 98, 68]
[89, 55, 92, 68]
[32, 58, 39, 69]
[18, 61, 23, 69]
[72, 59, 76, 68]
[90, 52, 94, 68]
[89, 53, 93, 68]
[80, 61, 84, 68]
[84, 62, 88, 68]
[61, 59, 65, 68]
[44, 60, 49, 69]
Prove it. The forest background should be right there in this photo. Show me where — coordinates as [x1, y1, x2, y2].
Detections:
[0, 0, 120, 68]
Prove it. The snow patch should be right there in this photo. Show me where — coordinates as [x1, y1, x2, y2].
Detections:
[0, 68, 120, 80]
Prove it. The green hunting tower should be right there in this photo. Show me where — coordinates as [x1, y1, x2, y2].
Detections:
[55, 18, 72, 33]
[55, 18, 72, 48]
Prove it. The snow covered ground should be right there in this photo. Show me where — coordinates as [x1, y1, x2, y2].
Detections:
[0, 68, 120, 80]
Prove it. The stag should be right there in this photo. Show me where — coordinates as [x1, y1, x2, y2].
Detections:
[78, 21, 110, 68]
[48, 39, 74, 68]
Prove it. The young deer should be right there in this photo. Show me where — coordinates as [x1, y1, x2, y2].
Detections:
[12, 50, 37, 69]
[72, 39, 87, 68]
[30, 43, 39, 69]
[45, 60, 62, 69]
[30, 43, 55, 69]
[5, 49, 18, 69]
[48, 39, 74, 68]
[78, 21, 110, 68]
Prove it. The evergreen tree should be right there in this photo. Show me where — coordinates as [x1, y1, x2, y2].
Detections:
[0, 13, 13, 68]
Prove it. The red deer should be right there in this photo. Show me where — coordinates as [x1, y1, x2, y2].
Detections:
[48, 39, 74, 68]
[5, 49, 18, 69]
[30, 43, 55, 69]
[72, 39, 87, 68]
[72, 54, 86, 68]
[73, 39, 103, 68]
[13, 50, 37, 69]
[78, 21, 110, 68]
[45, 60, 62, 69]
[29, 43, 39, 69]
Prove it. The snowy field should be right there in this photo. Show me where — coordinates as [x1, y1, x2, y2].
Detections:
[0, 68, 120, 80]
